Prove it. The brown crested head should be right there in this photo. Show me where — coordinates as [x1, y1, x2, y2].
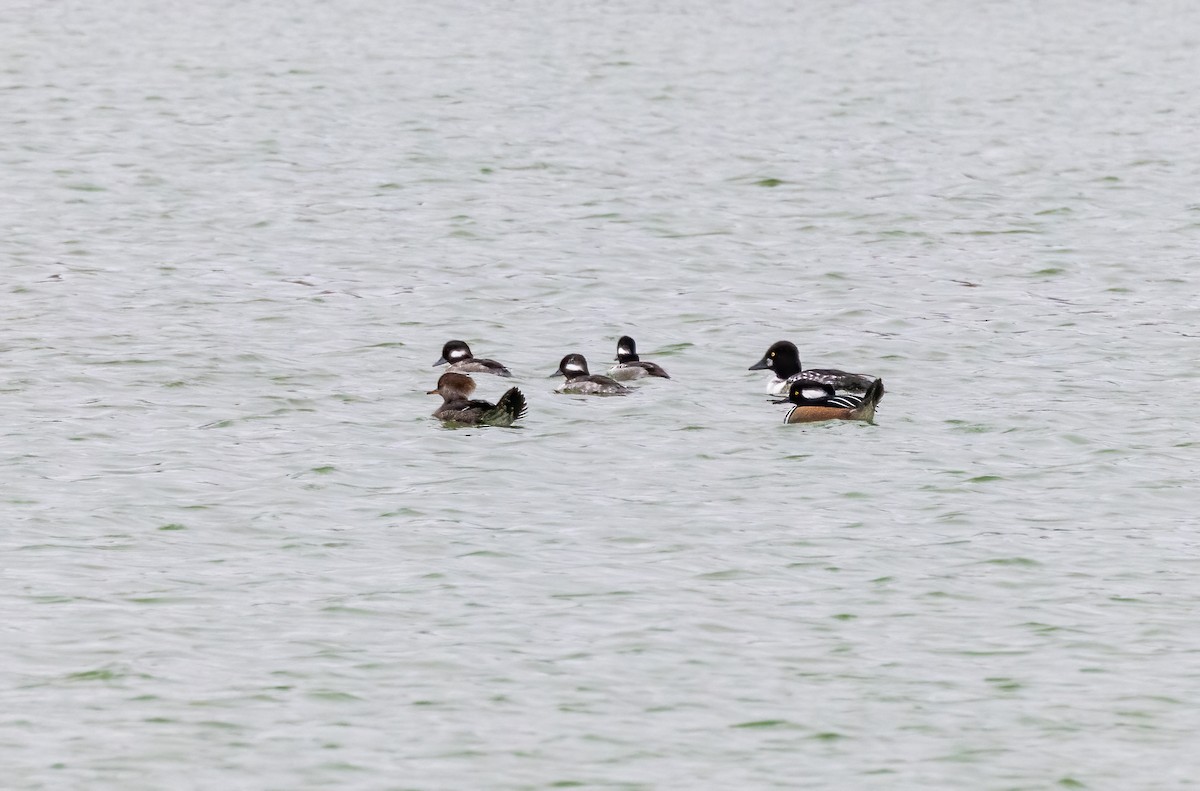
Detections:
[426, 372, 477, 398]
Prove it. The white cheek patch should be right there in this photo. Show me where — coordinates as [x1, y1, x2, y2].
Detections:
[618, 346, 632, 357]
[565, 363, 585, 374]
[448, 350, 468, 361]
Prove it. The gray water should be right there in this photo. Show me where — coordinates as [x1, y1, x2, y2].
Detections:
[4, 1, 1199, 788]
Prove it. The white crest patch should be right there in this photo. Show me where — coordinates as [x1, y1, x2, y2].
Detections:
[801, 387, 827, 400]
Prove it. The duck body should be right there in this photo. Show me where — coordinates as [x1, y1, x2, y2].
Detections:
[434, 340, 512, 377]
[607, 335, 670, 381]
[555, 353, 631, 395]
[427, 372, 527, 426]
[749, 340, 876, 395]
[779, 378, 884, 424]
[608, 361, 670, 381]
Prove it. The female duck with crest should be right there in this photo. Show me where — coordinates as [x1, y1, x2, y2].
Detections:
[607, 335, 670, 381]
[427, 372, 527, 426]
[777, 378, 884, 424]
[749, 340, 876, 395]
[554, 354, 631, 395]
[434, 340, 512, 377]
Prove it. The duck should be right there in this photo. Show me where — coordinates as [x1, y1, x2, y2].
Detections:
[554, 353, 631, 395]
[749, 340, 876, 395]
[426, 372, 527, 426]
[607, 335, 670, 381]
[776, 378, 884, 424]
[433, 340, 512, 377]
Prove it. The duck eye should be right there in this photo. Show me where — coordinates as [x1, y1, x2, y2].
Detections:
[769, 352, 775, 357]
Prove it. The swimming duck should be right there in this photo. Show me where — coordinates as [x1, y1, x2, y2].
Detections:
[607, 335, 670, 381]
[749, 340, 876, 395]
[554, 353, 631, 395]
[776, 378, 884, 424]
[433, 340, 512, 377]
[427, 372, 527, 426]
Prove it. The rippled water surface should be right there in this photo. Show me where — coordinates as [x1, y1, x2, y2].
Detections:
[4, 1, 1200, 788]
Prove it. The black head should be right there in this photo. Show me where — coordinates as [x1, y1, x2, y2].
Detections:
[780, 379, 835, 405]
[748, 340, 801, 377]
[615, 335, 639, 363]
[555, 353, 590, 378]
[434, 339, 473, 367]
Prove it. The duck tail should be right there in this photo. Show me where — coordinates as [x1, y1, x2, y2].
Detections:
[851, 378, 884, 422]
[865, 377, 884, 406]
[484, 387, 527, 426]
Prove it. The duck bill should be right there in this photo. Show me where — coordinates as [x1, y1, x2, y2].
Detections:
[748, 357, 770, 371]
[426, 388, 440, 395]
[433, 356, 449, 367]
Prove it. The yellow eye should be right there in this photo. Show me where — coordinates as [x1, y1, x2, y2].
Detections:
[769, 352, 775, 357]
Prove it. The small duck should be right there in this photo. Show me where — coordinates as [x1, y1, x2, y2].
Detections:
[554, 353, 631, 395]
[607, 335, 670, 381]
[433, 340, 512, 377]
[749, 340, 876, 395]
[427, 372, 527, 426]
[776, 378, 885, 424]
